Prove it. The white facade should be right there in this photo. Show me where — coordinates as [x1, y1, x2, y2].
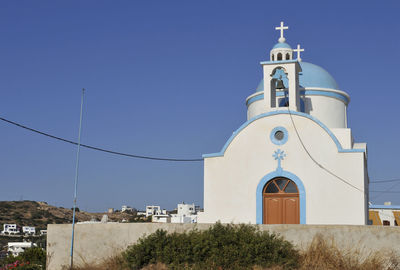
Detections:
[146, 205, 165, 217]
[171, 215, 197, 224]
[177, 203, 196, 216]
[121, 205, 134, 212]
[1, 224, 19, 235]
[22, 226, 35, 235]
[171, 203, 198, 224]
[152, 214, 171, 223]
[198, 22, 369, 225]
[7, 242, 37, 257]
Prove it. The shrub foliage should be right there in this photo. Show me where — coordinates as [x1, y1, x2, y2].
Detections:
[0, 247, 46, 270]
[123, 223, 299, 270]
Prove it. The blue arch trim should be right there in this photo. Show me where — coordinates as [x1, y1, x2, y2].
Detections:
[256, 170, 306, 224]
[246, 90, 349, 107]
[202, 110, 365, 158]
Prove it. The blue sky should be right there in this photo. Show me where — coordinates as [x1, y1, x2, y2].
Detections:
[1, 1, 399, 212]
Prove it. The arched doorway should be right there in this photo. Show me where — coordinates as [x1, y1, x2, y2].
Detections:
[263, 177, 299, 224]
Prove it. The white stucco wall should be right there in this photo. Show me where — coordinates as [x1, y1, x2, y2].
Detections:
[47, 223, 400, 270]
[199, 113, 367, 225]
[246, 88, 349, 129]
[304, 94, 347, 128]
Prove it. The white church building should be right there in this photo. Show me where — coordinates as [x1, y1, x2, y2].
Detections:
[198, 22, 369, 225]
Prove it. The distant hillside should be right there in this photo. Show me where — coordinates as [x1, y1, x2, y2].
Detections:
[0, 200, 141, 230]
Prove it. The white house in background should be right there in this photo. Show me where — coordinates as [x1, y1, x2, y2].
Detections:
[121, 205, 134, 212]
[137, 211, 146, 216]
[1, 224, 19, 235]
[152, 214, 171, 223]
[171, 203, 198, 224]
[22, 226, 35, 235]
[40, 230, 47, 235]
[369, 202, 400, 226]
[198, 22, 369, 225]
[7, 242, 37, 257]
[146, 205, 166, 217]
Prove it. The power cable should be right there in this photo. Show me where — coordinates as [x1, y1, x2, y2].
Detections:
[370, 191, 400, 193]
[1, 115, 399, 184]
[286, 107, 364, 192]
[370, 181, 400, 201]
[0, 116, 203, 162]
[370, 179, 400, 183]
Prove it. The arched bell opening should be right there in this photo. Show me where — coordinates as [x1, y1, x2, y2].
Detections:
[263, 177, 300, 224]
[268, 67, 289, 109]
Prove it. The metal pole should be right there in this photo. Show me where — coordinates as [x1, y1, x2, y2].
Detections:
[70, 88, 85, 269]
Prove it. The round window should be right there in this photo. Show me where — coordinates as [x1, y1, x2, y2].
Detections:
[270, 127, 288, 145]
[274, 130, 284, 141]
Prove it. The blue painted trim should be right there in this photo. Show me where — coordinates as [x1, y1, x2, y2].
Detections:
[202, 110, 365, 158]
[256, 170, 306, 224]
[260, 60, 298, 65]
[270, 126, 288, 145]
[369, 205, 400, 210]
[246, 90, 349, 107]
[304, 90, 348, 103]
[246, 94, 264, 106]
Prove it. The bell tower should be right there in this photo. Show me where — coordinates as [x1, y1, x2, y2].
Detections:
[262, 22, 302, 112]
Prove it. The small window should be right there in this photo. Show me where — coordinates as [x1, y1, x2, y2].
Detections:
[274, 130, 284, 141]
[286, 53, 290, 60]
[284, 181, 298, 193]
[264, 178, 298, 194]
[272, 54, 275, 61]
[383, 220, 390, 226]
[265, 182, 279, 193]
[275, 179, 287, 190]
[270, 126, 288, 145]
[277, 53, 282, 61]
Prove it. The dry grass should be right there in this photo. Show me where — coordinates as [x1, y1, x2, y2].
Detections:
[68, 234, 400, 270]
[64, 255, 128, 270]
[298, 234, 400, 270]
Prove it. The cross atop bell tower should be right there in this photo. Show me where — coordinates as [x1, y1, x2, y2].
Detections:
[275, 21, 289, 43]
[264, 22, 302, 112]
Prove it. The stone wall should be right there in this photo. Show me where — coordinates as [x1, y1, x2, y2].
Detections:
[47, 223, 400, 270]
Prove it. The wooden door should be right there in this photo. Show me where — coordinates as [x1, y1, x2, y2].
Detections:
[263, 178, 299, 224]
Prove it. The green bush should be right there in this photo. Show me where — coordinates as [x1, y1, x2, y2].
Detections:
[123, 223, 299, 270]
[21, 247, 46, 267]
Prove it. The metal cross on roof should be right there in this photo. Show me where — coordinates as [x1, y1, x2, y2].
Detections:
[275, 21, 289, 42]
[293, 44, 305, 62]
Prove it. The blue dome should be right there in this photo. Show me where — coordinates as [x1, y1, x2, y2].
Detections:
[255, 62, 339, 92]
[272, 42, 292, 49]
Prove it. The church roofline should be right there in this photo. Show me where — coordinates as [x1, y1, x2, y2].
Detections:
[260, 60, 298, 65]
[202, 110, 365, 158]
